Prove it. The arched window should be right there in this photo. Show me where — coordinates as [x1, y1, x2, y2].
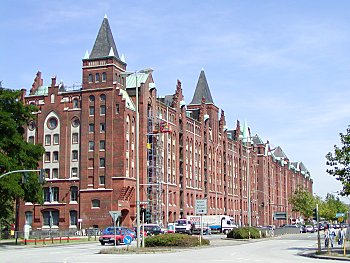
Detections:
[95, 73, 100, 83]
[102, 72, 107, 82]
[89, 95, 95, 102]
[43, 210, 59, 227]
[70, 186, 78, 202]
[70, 210, 78, 226]
[100, 94, 106, 101]
[73, 99, 79, 108]
[25, 211, 33, 226]
[88, 74, 93, 83]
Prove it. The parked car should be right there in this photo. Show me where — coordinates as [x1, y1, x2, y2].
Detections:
[142, 224, 162, 236]
[99, 230, 125, 245]
[305, 225, 314, 233]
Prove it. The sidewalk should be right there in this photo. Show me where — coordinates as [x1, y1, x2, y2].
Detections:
[304, 248, 350, 261]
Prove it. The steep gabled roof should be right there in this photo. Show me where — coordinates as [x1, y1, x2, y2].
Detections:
[252, 134, 264, 145]
[273, 146, 288, 159]
[89, 16, 120, 60]
[189, 70, 214, 105]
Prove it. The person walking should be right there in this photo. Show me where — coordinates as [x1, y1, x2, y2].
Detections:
[338, 226, 346, 247]
[324, 228, 330, 248]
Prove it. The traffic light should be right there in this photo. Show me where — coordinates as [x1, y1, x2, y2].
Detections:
[39, 169, 45, 183]
[312, 208, 318, 221]
[22, 172, 29, 184]
[145, 209, 151, 223]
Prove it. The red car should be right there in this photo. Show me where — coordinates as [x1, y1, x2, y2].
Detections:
[99, 230, 125, 246]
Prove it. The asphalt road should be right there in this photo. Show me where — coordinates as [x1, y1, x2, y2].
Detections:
[0, 233, 332, 263]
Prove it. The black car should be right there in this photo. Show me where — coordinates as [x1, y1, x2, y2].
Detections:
[142, 224, 162, 236]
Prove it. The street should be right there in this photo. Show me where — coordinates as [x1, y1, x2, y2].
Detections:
[0, 233, 332, 263]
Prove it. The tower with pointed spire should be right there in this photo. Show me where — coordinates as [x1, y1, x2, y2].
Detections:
[82, 16, 127, 90]
[188, 69, 219, 143]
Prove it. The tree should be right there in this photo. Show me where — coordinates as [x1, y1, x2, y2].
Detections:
[0, 88, 45, 228]
[326, 125, 350, 196]
[320, 194, 348, 222]
[289, 186, 316, 220]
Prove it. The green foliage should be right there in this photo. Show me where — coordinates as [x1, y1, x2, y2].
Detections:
[227, 227, 260, 239]
[0, 89, 45, 225]
[326, 125, 350, 196]
[319, 194, 348, 221]
[288, 186, 315, 219]
[145, 233, 210, 247]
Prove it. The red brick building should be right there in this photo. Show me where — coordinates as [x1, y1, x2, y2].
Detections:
[18, 16, 312, 232]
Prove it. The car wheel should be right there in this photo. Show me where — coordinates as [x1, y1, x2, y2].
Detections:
[100, 242, 105, 246]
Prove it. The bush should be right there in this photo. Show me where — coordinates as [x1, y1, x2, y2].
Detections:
[145, 233, 210, 247]
[227, 227, 261, 239]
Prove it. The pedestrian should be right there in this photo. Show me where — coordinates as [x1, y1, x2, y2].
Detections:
[338, 226, 346, 247]
[329, 225, 336, 248]
[324, 228, 330, 248]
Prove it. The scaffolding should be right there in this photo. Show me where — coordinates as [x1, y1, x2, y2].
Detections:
[146, 111, 164, 225]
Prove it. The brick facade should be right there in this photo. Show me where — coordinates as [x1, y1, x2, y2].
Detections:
[17, 17, 313, 232]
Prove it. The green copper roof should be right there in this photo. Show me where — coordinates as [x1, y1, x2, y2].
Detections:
[32, 85, 49, 96]
[189, 69, 214, 105]
[126, 73, 150, 89]
[89, 17, 120, 59]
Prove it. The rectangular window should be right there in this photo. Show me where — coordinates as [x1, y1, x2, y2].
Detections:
[100, 158, 105, 168]
[71, 167, 78, 178]
[116, 104, 120, 114]
[88, 74, 93, 83]
[99, 176, 105, 185]
[53, 151, 59, 162]
[70, 210, 78, 226]
[100, 140, 105, 151]
[88, 141, 94, 151]
[45, 152, 51, 162]
[100, 123, 105, 133]
[52, 187, 59, 202]
[52, 168, 58, 179]
[89, 123, 94, 133]
[72, 133, 78, 144]
[100, 105, 106, 115]
[89, 106, 95, 115]
[28, 136, 34, 144]
[70, 187, 78, 201]
[43, 188, 50, 202]
[45, 135, 51, 145]
[72, 150, 78, 161]
[45, 169, 50, 179]
[53, 134, 59, 144]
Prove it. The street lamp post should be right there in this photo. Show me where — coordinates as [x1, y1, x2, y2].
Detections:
[120, 68, 153, 248]
[215, 144, 220, 214]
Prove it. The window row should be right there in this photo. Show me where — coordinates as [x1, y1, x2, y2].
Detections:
[88, 72, 107, 83]
[45, 134, 60, 145]
[88, 123, 106, 133]
[89, 105, 106, 115]
[25, 210, 78, 227]
[43, 186, 78, 203]
[44, 167, 79, 179]
[88, 140, 106, 151]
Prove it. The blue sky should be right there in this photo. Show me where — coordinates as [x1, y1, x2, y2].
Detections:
[1, 0, 350, 200]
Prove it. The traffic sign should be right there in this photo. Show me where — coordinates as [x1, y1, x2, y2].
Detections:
[123, 235, 133, 245]
[273, 211, 287, 220]
[195, 199, 207, 215]
[336, 213, 345, 218]
[109, 211, 121, 221]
